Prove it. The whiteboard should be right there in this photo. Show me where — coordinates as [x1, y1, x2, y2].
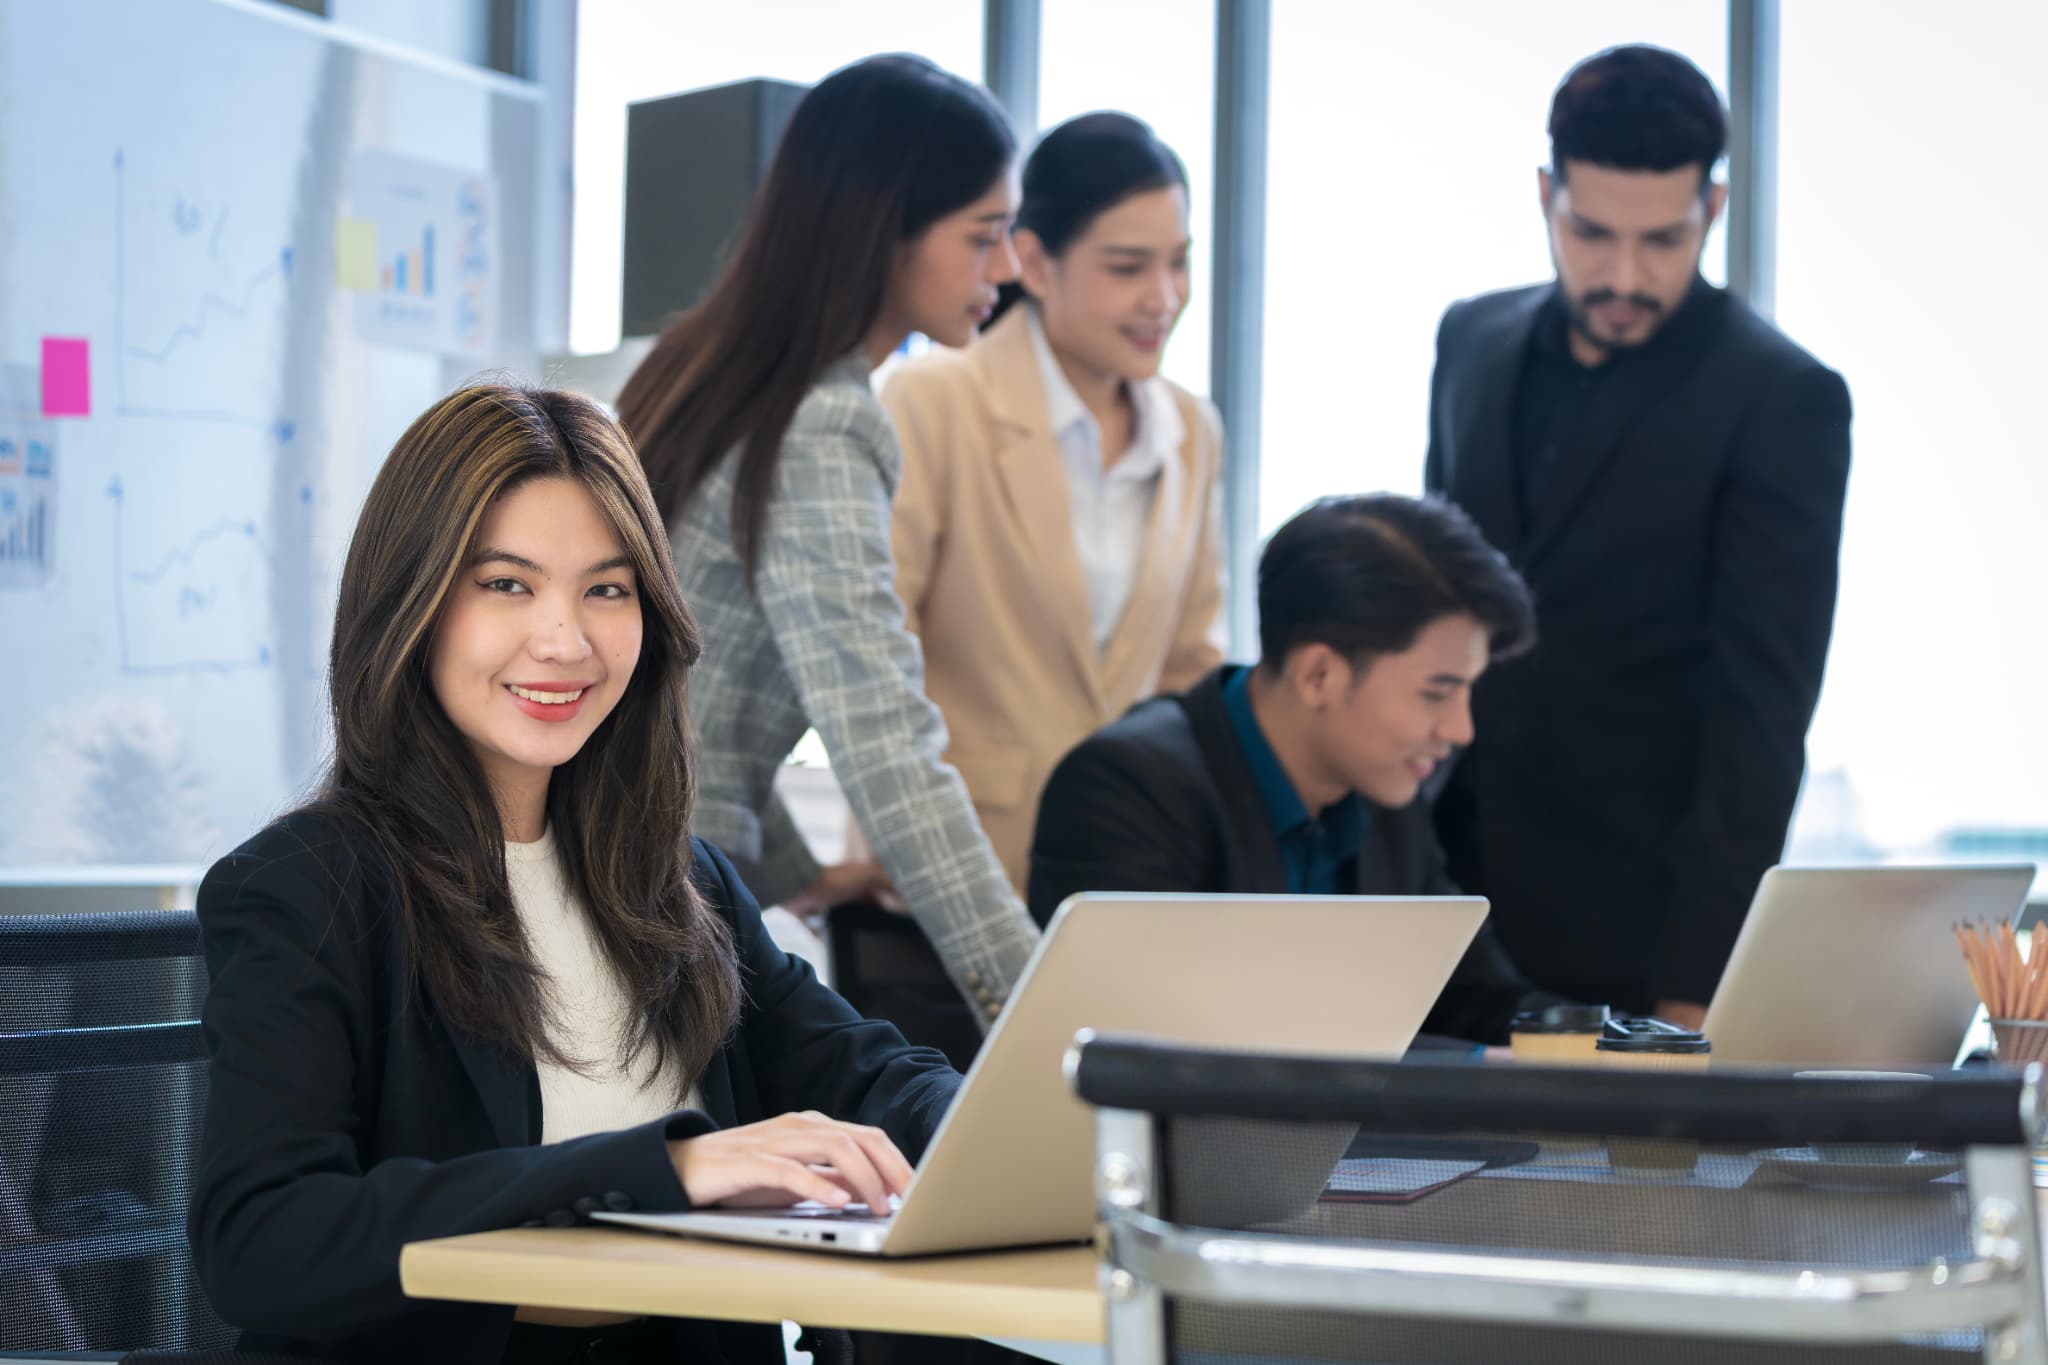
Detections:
[0, 0, 543, 867]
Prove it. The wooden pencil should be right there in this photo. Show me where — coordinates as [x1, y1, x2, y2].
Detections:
[1958, 925, 1992, 1013]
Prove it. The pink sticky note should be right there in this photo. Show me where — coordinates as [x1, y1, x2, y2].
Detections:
[41, 337, 91, 417]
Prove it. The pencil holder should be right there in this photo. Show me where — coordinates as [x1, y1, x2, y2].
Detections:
[1990, 1018, 2048, 1068]
[1989, 1019, 2048, 1188]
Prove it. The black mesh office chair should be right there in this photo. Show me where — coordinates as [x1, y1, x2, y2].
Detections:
[828, 900, 984, 1072]
[0, 910, 311, 1363]
[1070, 1031, 2048, 1365]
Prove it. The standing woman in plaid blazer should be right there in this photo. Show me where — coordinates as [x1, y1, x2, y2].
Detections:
[615, 55, 1041, 1030]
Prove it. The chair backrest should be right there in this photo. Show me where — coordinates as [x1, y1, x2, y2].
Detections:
[827, 899, 983, 1072]
[1071, 1032, 2048, 1365]
[0, 909, 235, 1355]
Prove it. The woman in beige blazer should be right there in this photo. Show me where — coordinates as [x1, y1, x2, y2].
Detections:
[880, 113, 1226, 893]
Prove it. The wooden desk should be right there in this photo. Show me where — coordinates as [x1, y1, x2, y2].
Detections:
[399, 1228, 1102, 1346]
[402, 1191, 2048, 1355]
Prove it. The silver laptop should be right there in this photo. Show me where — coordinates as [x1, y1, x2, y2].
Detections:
[1704, 864, 2036, 1068]
[597, 892, 1487, 1256]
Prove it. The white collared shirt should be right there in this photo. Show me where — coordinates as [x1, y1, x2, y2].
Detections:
[1026, 306, 1184, 653]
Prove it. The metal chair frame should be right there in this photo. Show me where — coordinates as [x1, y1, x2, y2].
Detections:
[1072, 1033, 2048, 1365]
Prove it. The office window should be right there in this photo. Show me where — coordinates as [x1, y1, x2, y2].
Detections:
[1775, 0, 2048, 865]
[1037, 0, 1217, 397]
[570, 2, 983, 353]
[1260, 2, 1727, 532]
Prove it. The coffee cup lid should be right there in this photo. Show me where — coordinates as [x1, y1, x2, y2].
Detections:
[1510, 1004, 1614, 1034]
[1596, 1016, 1712, 1054]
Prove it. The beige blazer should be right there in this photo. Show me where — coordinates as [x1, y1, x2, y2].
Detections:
[878, 306, 1227, 892]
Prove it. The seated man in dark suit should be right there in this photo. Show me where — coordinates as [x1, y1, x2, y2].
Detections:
[1028, 492, 1563, 1046]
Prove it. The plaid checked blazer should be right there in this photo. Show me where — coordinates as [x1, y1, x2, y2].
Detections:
[670, 355, 1041, 1020]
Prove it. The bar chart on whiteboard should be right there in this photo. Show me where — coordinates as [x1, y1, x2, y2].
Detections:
[0, 366, 57, 590]
[342, 149, 499, 358]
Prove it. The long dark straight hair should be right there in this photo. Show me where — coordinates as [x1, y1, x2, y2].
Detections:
[615, 54, 1014, 573]
[987, 111, 1188, 326]
[315, 382, 740, 1087]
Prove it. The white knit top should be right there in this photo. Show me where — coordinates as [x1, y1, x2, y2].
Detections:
[505, 828, 701, 1143]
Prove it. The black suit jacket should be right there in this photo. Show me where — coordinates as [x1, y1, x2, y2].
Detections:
[188, 810, 959, 1365]
[1026, 667, 1558, 1045]
[1424, 279, 1852, 1008]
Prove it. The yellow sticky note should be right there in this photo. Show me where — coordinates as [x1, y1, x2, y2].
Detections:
[335, 218, 376, 291]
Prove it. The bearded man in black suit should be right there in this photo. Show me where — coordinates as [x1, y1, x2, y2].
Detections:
[1423, 45, 1852, 1024]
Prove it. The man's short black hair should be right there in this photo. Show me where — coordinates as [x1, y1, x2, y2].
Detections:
[1549, 44, 1727, 190]
[1257, 494, 1536, 671]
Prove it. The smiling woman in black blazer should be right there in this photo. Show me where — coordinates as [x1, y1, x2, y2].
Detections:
[188, 383, 958, 1365]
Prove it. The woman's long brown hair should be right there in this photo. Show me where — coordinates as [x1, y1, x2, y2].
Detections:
[314, 381, 739, 1088]
[615, 54, 1013, 573]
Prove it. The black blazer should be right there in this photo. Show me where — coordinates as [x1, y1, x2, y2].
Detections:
[1424, 279, 1851, 1008]
[188, 810, 959, 1365]
[1025, 666, 1558, 1045]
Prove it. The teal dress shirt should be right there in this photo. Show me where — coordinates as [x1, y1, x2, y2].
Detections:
[1220, 668, 1367, 896]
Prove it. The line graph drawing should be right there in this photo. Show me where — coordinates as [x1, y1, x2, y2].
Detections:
[107, 475, 273, 674]
[125, 248, 290, 366]
[113, 148, 297, 442]
[125, 516, 263, 584]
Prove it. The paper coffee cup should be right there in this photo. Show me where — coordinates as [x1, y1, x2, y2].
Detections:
[1598, 1049, 1711, 1073]
[1596, 1018, 1711, 1174]
[1594, 1017, 1711, 1070]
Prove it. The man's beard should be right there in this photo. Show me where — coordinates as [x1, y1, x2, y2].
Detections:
[1563, 287, 1665, 357]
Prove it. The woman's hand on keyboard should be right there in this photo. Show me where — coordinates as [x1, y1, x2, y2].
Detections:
[667, 1110, 913, 1212]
